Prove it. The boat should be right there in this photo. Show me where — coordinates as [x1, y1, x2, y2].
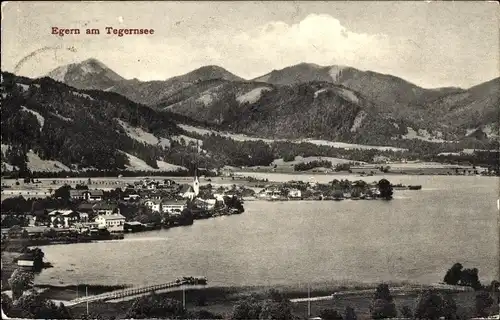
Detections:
[408, 185, 422, 190]
[391, 184, 407, 190]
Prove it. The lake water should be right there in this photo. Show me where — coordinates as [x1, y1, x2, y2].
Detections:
[35, 174, 499, 288]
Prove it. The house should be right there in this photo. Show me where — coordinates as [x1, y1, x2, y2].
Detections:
[83, 190, 104, 201]
[48, 210, 80, 228]
[69, 189, 104, 201]
[123, 194, 140, 201]
[17, 253, 35, 270]
[179, 184, 195, 199]
[95, 214, 125, 233]
[25, 214, 36, 226]
[73, 222, 99, 233]
[24, 226, 49, 237]
[144, 200, 162, 213]
[92, 202, 120, 215]
[193, 198, 216, 210]
[79, 212, 89, 222]
[161, 199, 187, 214]
[288, 189, 302, 199]
[163, 179, 176, 186]
[213, 193, 225, 202]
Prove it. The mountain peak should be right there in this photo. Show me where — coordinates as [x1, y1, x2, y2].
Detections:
[46, 58, 125, 90]
[173, 65, 245, 82]
[81, 58, 108, 68]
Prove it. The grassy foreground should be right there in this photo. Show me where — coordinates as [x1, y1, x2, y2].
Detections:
[56, 283, 494, 319]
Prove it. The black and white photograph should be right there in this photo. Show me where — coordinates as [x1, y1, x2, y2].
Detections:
[1, 1, 499, 319]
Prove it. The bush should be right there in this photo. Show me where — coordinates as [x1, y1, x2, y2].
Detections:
[8, 268, 34, 300]
[10, 290, 71, 319]
[1, 293, 14, 316]
[334, 163, 351, 172]
[414, 290, 457, 320]
[371, 299, 397, 319]
[294, 160, 332, 171]
[231, 295, 262, 320]
[370, 284, 397, 319]
[400, 305, 413, 318]
[377, 179, 393, 200]
[282, 154, 296, 162]
[231, 290, 294, 320]
[188, 310, 223, 319]
[344, 306, 357, 320]
[125, 292, 185, 319]
[475, 291, 495, 317]
[319, 308, 343, 320]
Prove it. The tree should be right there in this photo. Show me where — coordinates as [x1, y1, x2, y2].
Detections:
[319, 308, 343, 320]
[414, 290, 457, 320]
[460, 268, 482, 290]
[377, 179, 393, 200]
[400, 305, 413, 318]
[488, 280, 500, 292]
[125, 292, 185, 319]
[11, 290, 71, 319]
[443, 263, 463, 285]
[42, 228, 57, 238]
[8, 268, 34, 300]
[259, 298, 294, 320]
[370, 284, 397, 319]
[22, 247, 45, 272]
[75, 184, 88, 190]
[53, 184, 71, 201]
[232, 290, 293, 320]
[1, 293, 14, 316]
[231, 295, 262, 320]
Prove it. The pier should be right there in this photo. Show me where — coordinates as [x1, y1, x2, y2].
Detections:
[69, 277, 206, 305]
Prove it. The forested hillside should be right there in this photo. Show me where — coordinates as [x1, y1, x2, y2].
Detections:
[0, 72, 186, 174]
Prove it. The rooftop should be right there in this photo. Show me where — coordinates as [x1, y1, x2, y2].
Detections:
[92, 202, 118, 210]
[162, 199, 187, 206]
[48, 210, 77, 216]
[69, 189, 104, 196]
[97, 214, 125, 220]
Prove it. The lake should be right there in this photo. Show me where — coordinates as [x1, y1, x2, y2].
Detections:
[34, 174, 499, 288]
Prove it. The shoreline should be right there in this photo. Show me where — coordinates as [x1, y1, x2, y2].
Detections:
[27, 281, 488, 319]
[30, 280, 475, 303]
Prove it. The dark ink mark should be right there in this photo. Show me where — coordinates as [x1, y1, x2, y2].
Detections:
[14, 46, 78, 74]
[14, 46, 62, 74]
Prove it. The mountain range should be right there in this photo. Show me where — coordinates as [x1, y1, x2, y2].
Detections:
[45, 59, 499, 144]
[1, 58, 498, 173]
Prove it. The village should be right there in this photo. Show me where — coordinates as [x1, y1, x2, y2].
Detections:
[0, 172, 416, 246]
[0, 176, 247, 245]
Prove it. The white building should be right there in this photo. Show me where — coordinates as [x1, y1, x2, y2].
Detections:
[48, 210, 80, 228]
[95, 214, 125, 233]
[161, 200, 187, 215]
[144, 200, 161, 213]
[288, 189, 302, 199]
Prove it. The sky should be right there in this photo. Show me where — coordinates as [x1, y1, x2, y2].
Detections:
[1, 1, 499, 88]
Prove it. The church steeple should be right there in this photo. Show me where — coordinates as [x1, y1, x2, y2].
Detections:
[192, 140, 200, 198]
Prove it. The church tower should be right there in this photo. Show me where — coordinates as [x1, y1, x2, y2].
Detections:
[193, 174, 200, 197]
